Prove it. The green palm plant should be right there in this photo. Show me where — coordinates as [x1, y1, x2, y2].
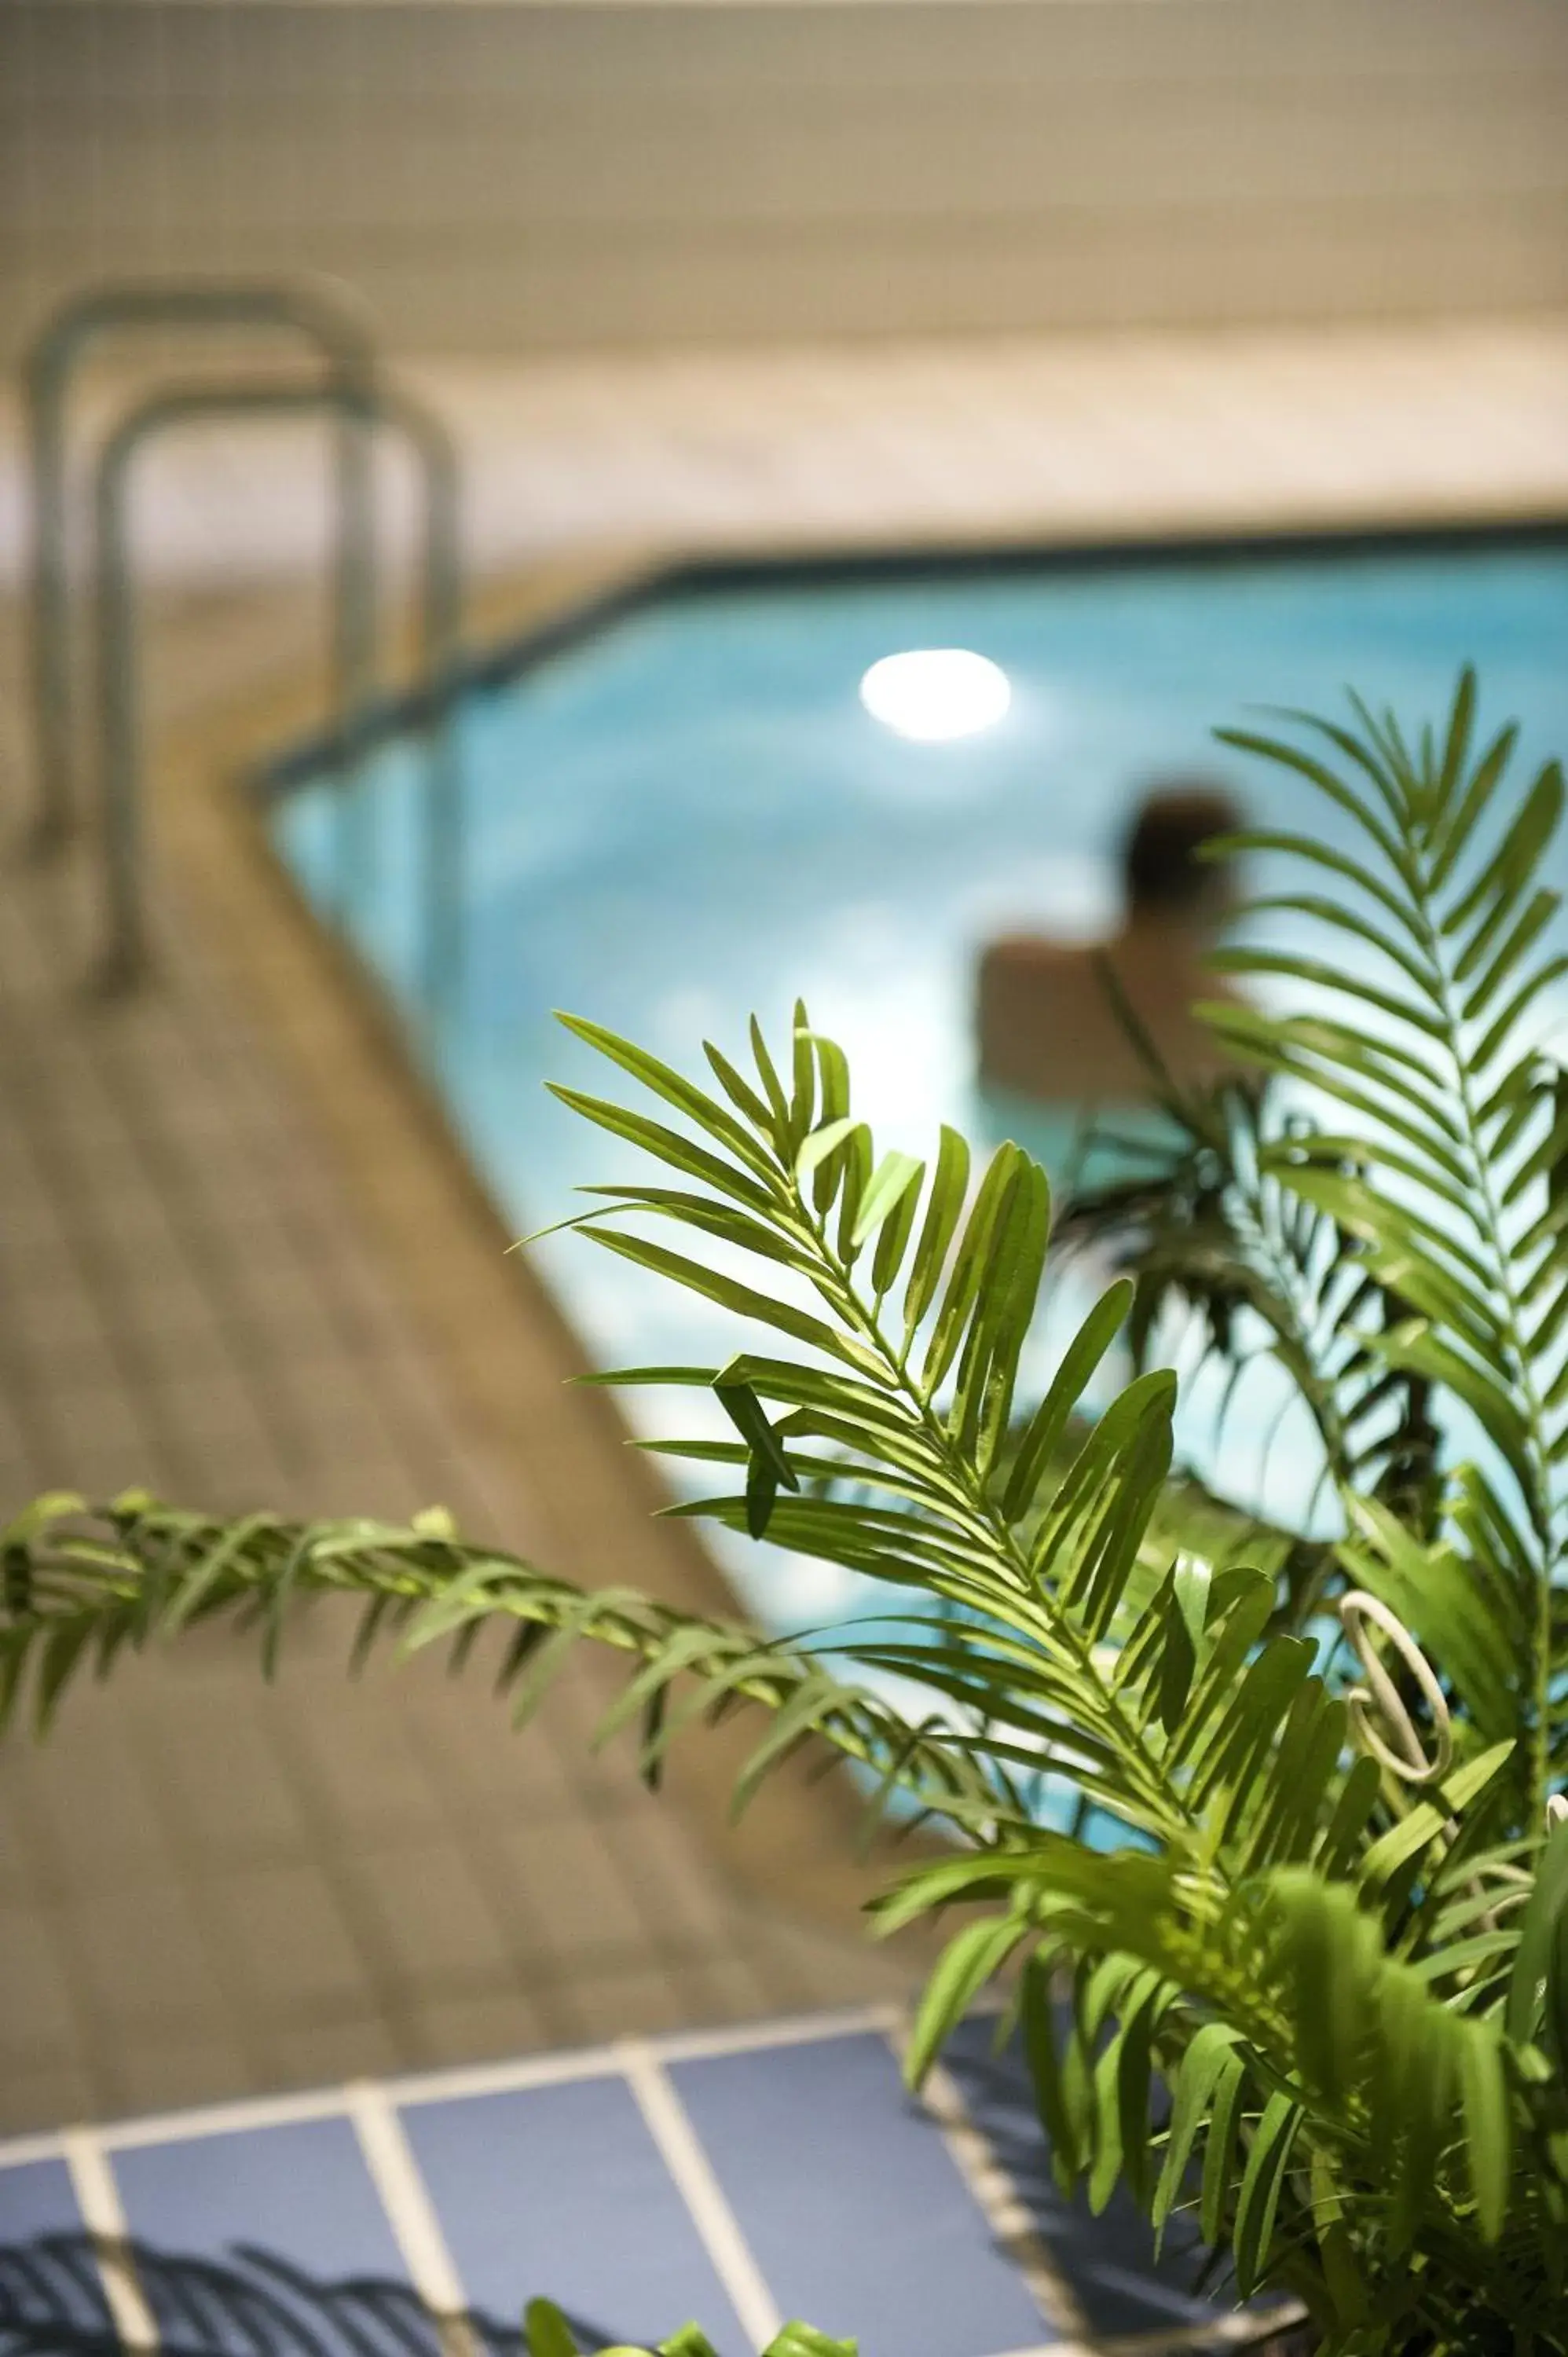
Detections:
[6, 672, 1568, 2354]
[522, 2300, 853, 2357]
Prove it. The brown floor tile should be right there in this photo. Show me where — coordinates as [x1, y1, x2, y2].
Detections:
[102, 2034, 261, 2121]
[562, 1963, 698, 2045]
[56, 1881, 236, 2046]
[269, 2015, 408, 2089]
[489, 1818, 653, 1965]
[401, 1989, 555, 2072]
[204, 1861, 368, 2023]
[336, 1840, 515, 1992]
[0, 1905, 83, 2066]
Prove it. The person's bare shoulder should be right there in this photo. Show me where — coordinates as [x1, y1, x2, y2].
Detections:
[976, 924, 1237, 1103]
[977, 933, 1094, 978]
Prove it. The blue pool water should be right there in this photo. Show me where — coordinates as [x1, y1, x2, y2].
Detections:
[273, 536, 1568, 1638]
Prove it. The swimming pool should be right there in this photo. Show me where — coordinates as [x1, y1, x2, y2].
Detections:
[267, 526, 1568, 1629]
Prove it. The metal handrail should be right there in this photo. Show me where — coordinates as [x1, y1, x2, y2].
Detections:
[24, 277, 379, 851]
[93, 375, 463, 1023]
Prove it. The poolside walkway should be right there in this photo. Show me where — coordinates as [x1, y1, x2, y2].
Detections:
[1, 317, 1566, 2137]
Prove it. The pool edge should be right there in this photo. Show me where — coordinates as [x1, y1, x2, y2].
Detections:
[149, 546, 951, 1967]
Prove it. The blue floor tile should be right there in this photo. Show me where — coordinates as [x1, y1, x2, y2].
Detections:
[0, 2160, 118, 2356]
[941, 2017, 1240, 2341]
[111, 2116, 430, 2357]
[669, 2033, 1053, 2357]
[400, 2075, 750, 2357]
[0, 2158, 86, 2246]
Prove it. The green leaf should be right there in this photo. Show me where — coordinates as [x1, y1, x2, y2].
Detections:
[704, 1038, 773, 1131]
[1198, 2049, 1247, 2245]
[1432, 664, 1476, 814]
[871, 1156, 925, 1298]
[1505, 1818, 1568, 2047]
[1214, 729, 1409, 874]
[546, 1085, 777, 1211]
[796, 1116, 863, 1183]
[2, 1492, 87, 1546]
[1203, 827, 1420, 937]
[1428, 718, 1519, 892]
[1231, 2091, 1300, 2299]
[579, 1187, 811, 1272]
[1359, 1740, 1516, 1894]
[713, 1369, 801, 1495]
[1002, 1278, 1133, 1523]
[789, 998, 816, 1152]
[1376, 1325, 1533, 1498]
[1244, 890, 1442, 1003]
[903, 1125, 970, 1338]
[921, 1145, 1021, 1396]
[525, 2299, 581, 2357]
[1459, 887, 1560, 1020]
[903, 1914, 1031, 2088]
[1310, 2147, 1370, 2328]
[1457, 2025, 1511, 2241]
[1444, 759, 1564, 938]
[1157, 1556, 1206, 1736]
[834, 1122, 874, 1266]
[951, 1153, 1050, 1468]
[851, 1150, 924, 1251]
[1207, 946, 1447, 1043]
[1152, 2022, 1243, 2241]
[556, 1014, 777, 1178]
[765, 2327, 859, 2357]
[1022, 1954, 1080, 2184]
[584, 1227, 876, 1371]
[750, 1013, 793, 1137]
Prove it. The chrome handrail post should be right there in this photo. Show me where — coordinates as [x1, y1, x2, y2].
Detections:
[328, 388, 379, 931]
[87, 375, 463, 1004]
[94, 412, 146, 988]
[20, 277, 382, 855]
[398, 394, 465, 1038]
[24, 335, 75, 855]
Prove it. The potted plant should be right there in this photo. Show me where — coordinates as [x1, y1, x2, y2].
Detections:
[8, 675, 1567, 2354]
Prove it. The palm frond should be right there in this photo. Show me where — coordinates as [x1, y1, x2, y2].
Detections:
[0, 1492, 998, 1836]
[10, 675, 1568, 2352]
[1203, 673, 1567, 1818]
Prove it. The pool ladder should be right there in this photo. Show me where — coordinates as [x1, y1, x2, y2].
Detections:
[22, 277, 466, 1021]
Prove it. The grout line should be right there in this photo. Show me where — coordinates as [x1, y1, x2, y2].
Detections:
[892, 2031, 1304, 2357]
[1101, 2308, 1306, 2355]
[642, 2001, 903, 2069]
[0, 2128, 72, 2170]
[60, 2127, 160, 2354]
[984, 2345, 1092, 2357]
[904, 2040, 1090, 2347]
[617, 2036, 783, 2352]
[346, 2080, 482, 2357]
[43, 2081, 352, 2159]
[385, 2001, 900, 2110]
[0, 2003, 902, 2169]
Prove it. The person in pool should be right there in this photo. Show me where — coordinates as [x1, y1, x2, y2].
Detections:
[976, 783, 1243, 1110]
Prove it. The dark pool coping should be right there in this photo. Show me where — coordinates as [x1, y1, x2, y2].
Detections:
[251, 509, 1568, 801]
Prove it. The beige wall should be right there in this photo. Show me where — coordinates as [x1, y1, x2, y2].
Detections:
[3, 0, 1566, 364]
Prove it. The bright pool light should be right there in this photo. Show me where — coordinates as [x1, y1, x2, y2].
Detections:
[859, 647, 1011, 742]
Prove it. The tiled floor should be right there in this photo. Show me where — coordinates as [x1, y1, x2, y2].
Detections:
[0, 601, 916, 2139]
[0, 2009, 1288, 2357]
[2, 316, 1567, 2143]
[4, 319, 1568, 592]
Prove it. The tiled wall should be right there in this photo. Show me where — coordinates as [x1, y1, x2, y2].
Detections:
[2, 0, 1566, 363]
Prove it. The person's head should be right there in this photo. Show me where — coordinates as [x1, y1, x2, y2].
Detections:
[1122, 783, 1242, 927]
